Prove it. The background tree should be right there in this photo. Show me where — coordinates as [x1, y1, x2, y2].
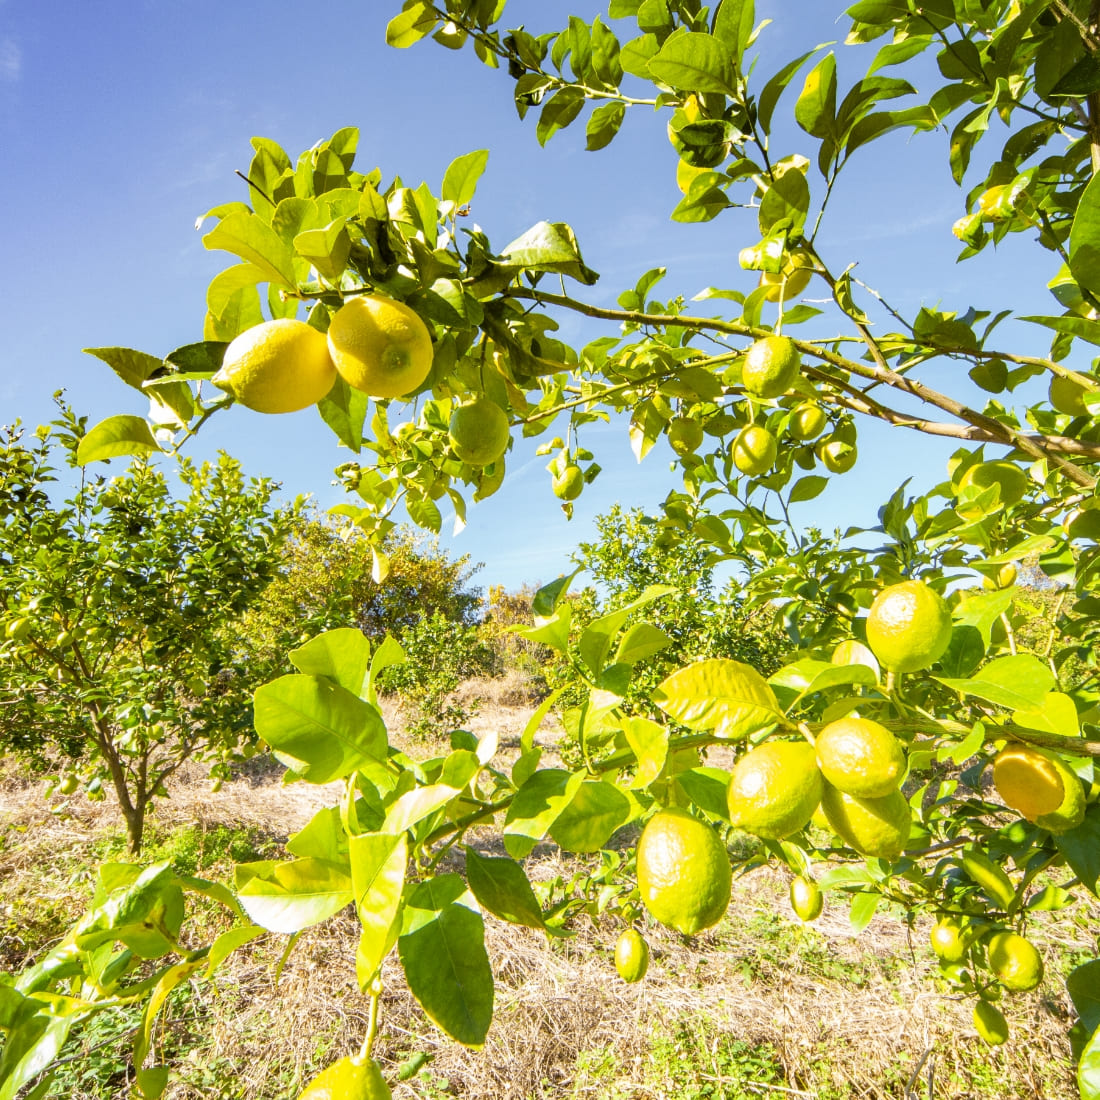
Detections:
[0, 407, 296, 852]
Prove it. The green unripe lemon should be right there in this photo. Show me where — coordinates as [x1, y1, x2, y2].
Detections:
[614, 928, 650, 983]
[668, 416, 704, 456]
[957, 460, 1028, 507]
[553, 465, 584, 501]
[789, 403, 827, 441]
[820, 784, 911, 860]
[930, 916, 974, 963]
[6, 618, 31, 642]
[789, 876, 823, 922]
[448, 398, 510, 466]
[973, 999, 1009, 1045]
[1049, 373, 1091, 417]
[297, 1056, 391, 1100]
[865, 580, 952, 674]
[636, 809, 731, 935]
[57, 773, 79, 796]
[727, 741, 823, 840]
[815, 717, 906, 799]
[731, 425, 777, 476]
[742, 336, 801, 398]
[816, 436, 857, 473]
[987, 931, 1043, 992]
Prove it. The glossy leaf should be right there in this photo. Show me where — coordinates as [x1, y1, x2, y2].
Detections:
[549, 779, 633, 852]
[647, 32, 737, 96]
[318, 375, 368, 455]
[441, 149, 490, 206]
[620, 715, 668, 788]
[713, 0, 755, 65]
[253, 674, 388, 783]
[586, 102, 627, 151]
[289, 628, 373, 699]
[935, 654, 1055, 711]
[1070, 172, 1100, 295]
[82, 346, 164, 391]
[464, 847, 546, 929]
[235, 857, 353, 934]
[499, 220, 599, 284]
[654, 658, 783, 738]
[76, 416, 160, 465]
[350, 832, 407, 983]
[794, 52, 837, 139]
[202, 210, 296, 287]
[1055, 805, 1100, 896]
[386, 4, 439, 47]
[399, 875, 493, 1048]
[504, 768, 586, 858]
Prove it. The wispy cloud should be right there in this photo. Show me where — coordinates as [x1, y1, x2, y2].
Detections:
[0, 38, 20, 83]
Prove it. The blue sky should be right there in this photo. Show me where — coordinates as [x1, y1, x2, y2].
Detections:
[0, 2, 1067, 592]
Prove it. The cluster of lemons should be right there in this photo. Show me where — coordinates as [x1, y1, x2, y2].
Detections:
[211, 298, 510, 468]
[671, 334, 857, 479]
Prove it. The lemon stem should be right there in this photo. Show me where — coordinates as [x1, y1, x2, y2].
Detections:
[797, 722, 816, 748]
[359, 978, 383, 1062]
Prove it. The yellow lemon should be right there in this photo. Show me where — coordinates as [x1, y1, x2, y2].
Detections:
[992, 745, 1065, 821]
[636, 809, 731, 935]
[987, 931, 1043, 992]
[816, 436, 857, 473]
[614, 928, 650, 983]
[957, 460, 1028, 507]
[759, 264, 812, 303]
[668, 416, 704, 456]
[742, 336, 801, 398]
[727, 741, 823, 839]
[815, 716, 906, 799]
[327, 294, 434, 399]
[213, 319, 337, 413]
[448, 397, 510, 466]
[298, 1056, 391, 1100]
[865, 580, 952, 674]
[820, 783, 911, 860]
[930, 916, 975, 963]
[731, 425, 777, 476]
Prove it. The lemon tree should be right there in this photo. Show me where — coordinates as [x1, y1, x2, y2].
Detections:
[13, 0, 1100, 1095]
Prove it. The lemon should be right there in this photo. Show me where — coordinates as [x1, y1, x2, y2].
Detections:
[992, 745, 1065, 821]
[553, 465, 584, 501]
[57, 773, 79, 796]
[298, 1056, 391, 1099]
[973, 999, 1009, 1045]
[929, 916, 974, 963]
[731, 425, 777, 476]
[448, 397, 511, 466]
[789, 403, 827, 441]
[759, 264, 812, 303]
[816, 437, 857, 473]
[982, 562, 1017, 590]
[789, 876, 823, 922]
[327, 295, 434, 399]
[865, 580, 952, 674]
[668, 416, 704, 456]
[957, 460, 1028, 506]
[1034, 755, 1086, 834]
[987, 931, 1043, 992]
[614, 928, 650, 983]
[815, 717, 906, 799]
[213, 319, 337, 414]
[636, 808, 731, 935]
[742, 336, 801, 398]
[820, 783, 911, 860]
[727, 741, 823, 839]
[1049, 373, 1090, 416]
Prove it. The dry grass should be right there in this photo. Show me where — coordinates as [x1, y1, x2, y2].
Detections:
[0, 695, 1085, 1099]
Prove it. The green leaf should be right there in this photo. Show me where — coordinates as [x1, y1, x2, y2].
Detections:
[386, 3, 439, 47]
[1050, 54, 1100, 97]
[82, 346, 164, 391]
[794, 52, 837, 140]
[164, 341, 227, 376]
[1013, 691, 1080, 738]
[205, 925, 266, 977]
[1055, 804, 1100, 897]
[399, 876, 493, 1048]
[293, 218, 351, 282]
[318, 375, 368, 454]
[253, 674, 388, 783]
[615, 622, 673, 666]
[675, 767, 731, 821]
[1070, 172, 1100, 296]
[1069, 960, 1100, 1035]
[848, 890, 881, 932]
[235, 858, 353, 934]
[289, 628, 373, 699]
[350, 832, 407, 983]
[758, 168, 809, 236]
[536, 87, 586, 145]
[384, 784, 460, 834]
[504, 769, 586, 858]
[789, 475, 828, 502]
[620, 715, 669, 788]
[76, 415, 160, 465]
[287, 806, 348, 864]
[758, 43, 834, 134]
[202, 210, 296, 287]
[442, 149, 490, 206]
[549, 780, 633, 852]
[712, 0, 755, 66]
[647, 32, 737, 95]
[578, 585, 675, 676]
[1079, 1020, 1100, 1100]
[246, 136, 294, 216]
[935, 654, 1055, 711]
[586, 101, 627, 151]
[74, 863, 184, 958]
[500, 221, 599, 284]
[464, 847, 546, 929]
[654, 658, 783, 738]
